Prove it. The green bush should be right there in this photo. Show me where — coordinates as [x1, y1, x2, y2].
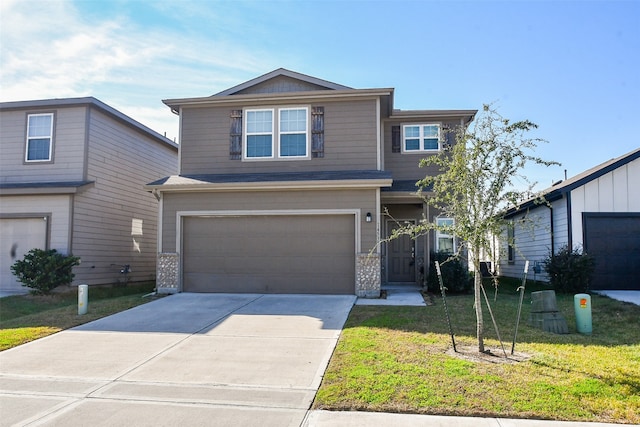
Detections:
[10, 249, 80, 295]
[426, 251, 472, 294]
[542, 245, 595, 293]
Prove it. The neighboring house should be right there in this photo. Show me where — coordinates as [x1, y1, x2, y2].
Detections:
[0, 97, 178, 293]
[498, 147, 640, 290]
[147, 68, 475, 296]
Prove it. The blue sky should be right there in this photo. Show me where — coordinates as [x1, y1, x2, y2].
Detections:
[1, 0, 638, 190]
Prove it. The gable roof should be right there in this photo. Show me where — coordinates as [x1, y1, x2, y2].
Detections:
[505, 147, 640, 217]
[213, 68, 352, 96]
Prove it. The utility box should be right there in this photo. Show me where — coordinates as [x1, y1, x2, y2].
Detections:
[574, 293, 592, 335]
[529, 290, 569, 334]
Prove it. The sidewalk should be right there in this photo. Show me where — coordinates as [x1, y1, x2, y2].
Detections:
[303, 410, 622, 426]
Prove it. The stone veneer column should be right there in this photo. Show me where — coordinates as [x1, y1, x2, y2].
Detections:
[356, 252, 381, 298]
[157, 253, 179, 294]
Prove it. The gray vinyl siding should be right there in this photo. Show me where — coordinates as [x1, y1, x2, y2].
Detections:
[382, 119, 465, 181]
[0, 107, 87, 184]
[71, 107, 178, 285]
[179, 98, 379, 175]
[161, 188, 378, 253]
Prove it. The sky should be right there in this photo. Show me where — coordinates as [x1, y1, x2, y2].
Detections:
[1, 0, 638, 191]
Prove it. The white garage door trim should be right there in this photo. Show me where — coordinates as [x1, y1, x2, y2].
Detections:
[176, 209, 361, 292]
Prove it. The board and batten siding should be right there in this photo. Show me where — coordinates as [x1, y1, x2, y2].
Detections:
[569, 157, 640, 248]
[71, 107, 178, 285]
[161, 188, 378, 253]
[179, 98, 379, 175]
[0, 195, 73, 253]
[0, 106, 87, 184]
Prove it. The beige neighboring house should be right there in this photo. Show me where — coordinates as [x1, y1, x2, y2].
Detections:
[147, 69, 475, 296]
[0, 97, 178, 293]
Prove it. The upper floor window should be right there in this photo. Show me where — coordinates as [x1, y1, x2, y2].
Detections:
[26, 113, 54, 162]
[435, 217, 455, 253]
[403, 124, 440, 152]
[244, 107, 309, 160]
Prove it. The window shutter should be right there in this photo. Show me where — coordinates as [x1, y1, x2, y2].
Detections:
[230, 110, 242, 160]
[311, 106, 324, 158]
[392, 125, 401, 153]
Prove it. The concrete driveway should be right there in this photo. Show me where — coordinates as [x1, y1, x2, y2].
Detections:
[0, 293, 355, 427]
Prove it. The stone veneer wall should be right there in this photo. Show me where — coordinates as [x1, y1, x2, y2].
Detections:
[356, 252, 381, 298]
[157, 253, 179, 294]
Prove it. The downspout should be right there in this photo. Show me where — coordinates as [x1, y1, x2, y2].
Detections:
[547, 204, 555, 257]
[566, 192, 573, 250]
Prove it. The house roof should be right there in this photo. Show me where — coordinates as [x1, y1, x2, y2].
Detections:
[162, 69, 394, 116]
[213, 68, 353, 96]
[146, 170, 392, 192]
[0, 180, 95, 195]
[504, 146, 640, 217]
[0, 97, 178, 151]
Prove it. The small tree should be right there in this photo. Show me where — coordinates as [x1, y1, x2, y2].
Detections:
[11, 249, 80, 295]
[543, 245, 595, 293]
[392, 104, 558, 352]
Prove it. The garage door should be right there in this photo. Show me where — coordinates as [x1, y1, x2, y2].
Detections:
[182, 214, 355, 294]
[0, 217, 48, 291]
[584, 213, 640, 290]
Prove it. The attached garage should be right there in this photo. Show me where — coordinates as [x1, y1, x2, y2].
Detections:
[583, 213, 640, 290]
[0, 217, 48, 291]
[181, 213, 356, 294]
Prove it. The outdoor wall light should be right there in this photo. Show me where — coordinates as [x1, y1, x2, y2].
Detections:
[366, 212, 372, 223]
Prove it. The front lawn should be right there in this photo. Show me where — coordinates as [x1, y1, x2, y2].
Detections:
[0, 282, 158, 351]
[314, 283, 640, 424]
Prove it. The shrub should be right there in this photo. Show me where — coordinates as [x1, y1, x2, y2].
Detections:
[542, 245, 595, 293]
[426, 251, 472, 294]
[10, 249, 80, 295]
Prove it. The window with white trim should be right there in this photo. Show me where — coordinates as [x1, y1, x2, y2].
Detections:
[403, 124, 440, 152]
[244, 107, 309, 160]
[25, 113, 54, 162]
[435, 217, 455, 253]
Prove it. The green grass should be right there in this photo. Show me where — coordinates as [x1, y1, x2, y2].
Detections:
[0, 282, 159, 351]
[315, 280, 640, 424]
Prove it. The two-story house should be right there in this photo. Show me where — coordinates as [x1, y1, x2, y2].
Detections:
[0, 97, 178, 293]
[147, 69, 475, 297]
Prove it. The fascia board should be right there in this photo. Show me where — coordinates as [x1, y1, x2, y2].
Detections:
[146, 179, 393, 193]
[163, 88, 394, 109]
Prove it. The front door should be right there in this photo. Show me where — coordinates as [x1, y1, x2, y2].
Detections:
[387, 221, 415, 283]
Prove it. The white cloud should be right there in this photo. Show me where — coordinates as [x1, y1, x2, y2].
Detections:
[0, 0, 282, 141]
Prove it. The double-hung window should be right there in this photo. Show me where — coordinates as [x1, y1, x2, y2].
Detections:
[435, 217, 455, 253]
[244, 107, 309, 160]
[403, 124, 440, 152]
[26, 113, 54, 162]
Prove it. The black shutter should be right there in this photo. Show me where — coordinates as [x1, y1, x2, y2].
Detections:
[230, 110, 242, 160]
[392, 125, 401, 153]
[311, 106, 324, 158]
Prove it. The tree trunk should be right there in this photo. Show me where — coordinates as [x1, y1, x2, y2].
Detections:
[473, 253, 485, 353]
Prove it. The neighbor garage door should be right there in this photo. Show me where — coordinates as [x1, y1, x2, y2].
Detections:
[583, 213, 640, 290]
[182, 214, 355, 294]
[0, 217, 47, 291]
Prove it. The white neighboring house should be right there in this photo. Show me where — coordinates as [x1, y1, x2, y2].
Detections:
[0, 98, 178, 293]
[498, 147, 640, 290]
